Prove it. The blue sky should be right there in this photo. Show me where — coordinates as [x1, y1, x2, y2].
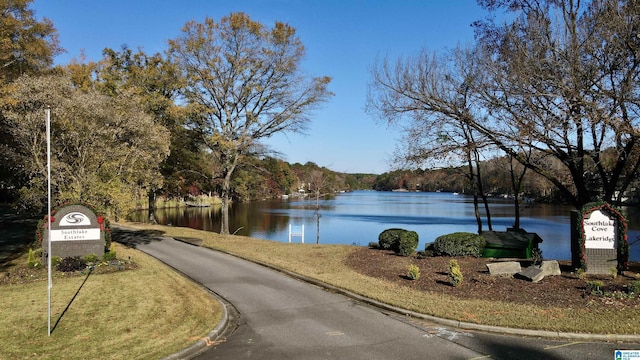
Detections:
[32, 0, 487, 174]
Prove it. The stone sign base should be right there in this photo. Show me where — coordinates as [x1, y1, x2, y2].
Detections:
[584, 248, 618, 275]
[43, 239, 105, 260]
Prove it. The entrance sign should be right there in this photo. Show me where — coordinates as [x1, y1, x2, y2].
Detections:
[43, 204, 106, 260]
[573, 202, 628, 275]
[583, 210, 617, 249]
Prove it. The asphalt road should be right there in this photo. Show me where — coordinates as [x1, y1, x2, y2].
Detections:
[115, 229, 640, 360]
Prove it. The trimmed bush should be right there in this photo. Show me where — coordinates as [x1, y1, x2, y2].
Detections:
[397, 231, 419, 256]
[432, 232, 486, 257]
[378, 228, 419, 256]
[407, 264, 420, 280]
[378, 228, 404, 251]
[448, 259, 463, 287]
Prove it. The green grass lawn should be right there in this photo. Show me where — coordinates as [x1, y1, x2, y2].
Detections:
[0, 243, 222, 360]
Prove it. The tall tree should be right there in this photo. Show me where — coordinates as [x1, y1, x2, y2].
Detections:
[0, 0, 61, 202]
[470, 0, 640, 208]
[0, 0, 61, 84]
[367, 49, 493, 232]
[369, 0, 640, 210]
[168, 13, 332, 234]
[1, 74, 170, 218]
[89, 47, 211, 220]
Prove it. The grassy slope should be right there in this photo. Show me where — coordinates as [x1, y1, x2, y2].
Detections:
[0, 243, 222, 360]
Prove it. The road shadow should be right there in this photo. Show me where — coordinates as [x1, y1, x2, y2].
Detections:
[110, 226, 167, 249]
[0, 211, 39, 271]
[51, 267, 93, 334]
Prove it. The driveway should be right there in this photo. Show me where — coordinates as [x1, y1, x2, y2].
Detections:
[114, 228, 640, 359]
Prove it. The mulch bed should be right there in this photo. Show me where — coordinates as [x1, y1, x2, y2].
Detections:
[0, 259, 138, 286]
[345, 246, 640, 309]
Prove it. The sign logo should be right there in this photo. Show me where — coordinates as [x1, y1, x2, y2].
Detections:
[59, 212, 91, 226]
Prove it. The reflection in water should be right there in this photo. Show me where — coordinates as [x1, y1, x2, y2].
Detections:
[129, 191, 640, 261]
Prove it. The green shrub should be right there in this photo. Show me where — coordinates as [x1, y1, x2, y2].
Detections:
[103, 250, 117, 262]
[397, 231, 419, 256]
[378, 228, 404, 251]
[84, 254, 99, 263]
[51, 256, 62, 267]
[609, 267, 618, 279]
[628, 280, 640, 294]
[432, 232, 486, 257]
[407, 264, 420, 280]
[368, 241, 380, 249]
[27, 248, 40, 269]
[586, 280, 604, 295]
[448, 259, 463, 287]
[102, 243, 117, 262]
[378, 228, 419, 256]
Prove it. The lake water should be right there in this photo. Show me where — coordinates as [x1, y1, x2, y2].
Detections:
[129, 191, 640, 261]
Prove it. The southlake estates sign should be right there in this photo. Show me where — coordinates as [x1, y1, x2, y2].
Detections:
[42, 204, 107, 260]
[575, 202, 628, 275]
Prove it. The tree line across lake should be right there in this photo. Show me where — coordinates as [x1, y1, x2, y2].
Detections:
[2, 0, 640, 234]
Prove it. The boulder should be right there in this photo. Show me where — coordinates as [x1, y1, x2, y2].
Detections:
[517, 266, 545, 283]
[540, 260, 561, 276]
[487, 261, 522, 276]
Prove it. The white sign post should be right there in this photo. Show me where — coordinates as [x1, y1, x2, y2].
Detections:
[289, 224, 304, 243]
[46, 107, 52, 336]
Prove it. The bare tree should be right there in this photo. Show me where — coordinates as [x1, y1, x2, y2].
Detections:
[308, 169, 334, 244]
[168, 13, 332, 234]
[367, 49, 493, 233]
[469, 0, 640, 208]
[369, 0, 640, 211]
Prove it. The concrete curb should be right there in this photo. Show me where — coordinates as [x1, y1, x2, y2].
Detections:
[161, 292, 229, 360]
[207, 246, 640, 343]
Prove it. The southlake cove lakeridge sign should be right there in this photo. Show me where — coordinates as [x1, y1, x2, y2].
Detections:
[573, 202, 628, 275]
[43, 204, 106, 260]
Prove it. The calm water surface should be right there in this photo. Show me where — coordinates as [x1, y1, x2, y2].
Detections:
[130, 191, 640, 261]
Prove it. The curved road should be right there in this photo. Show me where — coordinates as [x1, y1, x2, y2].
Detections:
[115, 229, 640, 359]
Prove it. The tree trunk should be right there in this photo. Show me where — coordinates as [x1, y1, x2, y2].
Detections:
[474, 149, 492, 231]
[466, 152, 483, 234]
[147, 189, 157, 224]
[509, 155, 527, 230]
[220, 171, 232, 235]
[316, 189, 321, 244]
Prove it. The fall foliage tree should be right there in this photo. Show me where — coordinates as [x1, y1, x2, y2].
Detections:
[1, 75, 170, 217]
[0, 0, 61, 201]
[168, 13, 332, 234]
[0, 0, 61, 84]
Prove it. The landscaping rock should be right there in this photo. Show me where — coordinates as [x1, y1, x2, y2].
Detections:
[517, 266, 545, 283]
[540, 260, 561, 276]
[487, 261, 521, 276]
